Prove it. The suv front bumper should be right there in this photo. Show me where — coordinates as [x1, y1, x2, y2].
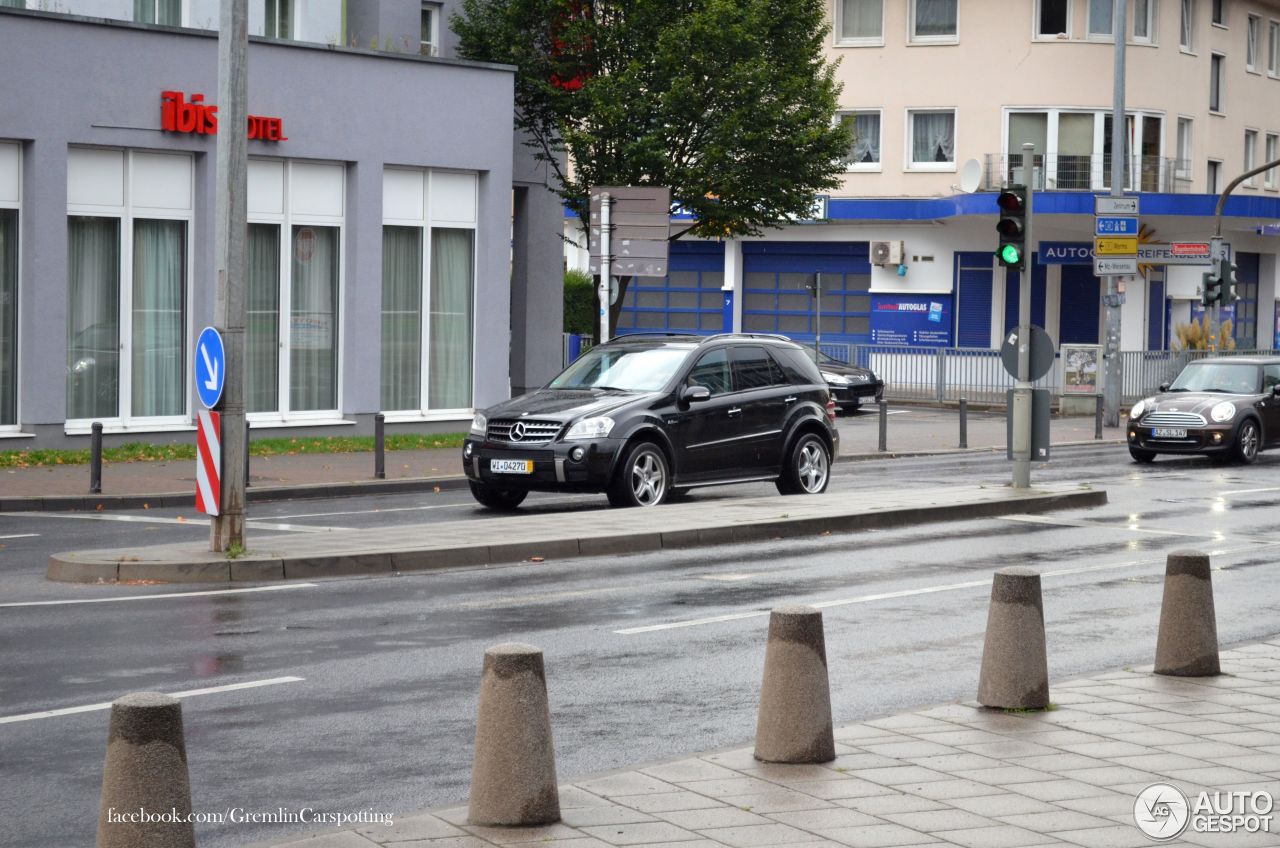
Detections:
[462, 437, 624, 490]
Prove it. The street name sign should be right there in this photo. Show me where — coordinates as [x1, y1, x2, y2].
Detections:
[194, 326, 225, 410]
[1094, 257, 1139, 275]
[588, 186, 671, 278]
[1095, 237, 1140, 255]
[1095, 196, 1139, 215]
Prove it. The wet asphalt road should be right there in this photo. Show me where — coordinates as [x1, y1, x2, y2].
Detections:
[2, 445, 1280, 848]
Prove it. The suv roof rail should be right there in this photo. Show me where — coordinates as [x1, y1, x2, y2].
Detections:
[604, 332, 702, 341]
[699, 332, 794, 344]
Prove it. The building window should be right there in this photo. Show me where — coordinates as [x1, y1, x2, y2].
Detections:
[0, 1, 25, 7]
[264, 0, 291, 38]
[1209, 53, 1224, 111]
[1211, 0, 1224, 26]
[837, 111, 881, 168]
[1177, 117, 1193, 179]
[1182, 0, 1196, 49]
[908, 110, 955, 168]
[133, 0, 180, 25]
[420, 3, 440, 55]
[1134, 0, 1155, 41]
[1208, 159, 1222, 192]
[1270, 21, 1279, 75]
[838, 0, 883, 43]
[1088, 0, 1114, 36]
[910, 0, 957, 41]
[1038, 0, 1069, 37]
[0, 209, 15, 427]
[1244, 129, 1258, 185]
[1265, 133, 1278, 188]
[1248, 15, 1260, 70]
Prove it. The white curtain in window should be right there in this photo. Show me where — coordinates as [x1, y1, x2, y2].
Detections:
[1248, 17, 1259, 66]
[0, 210, 15, 426]
[381, 226, 422, 411]
[851, 114, 880, 163]
[841, 0, 882, 39]
[427, 228, 474, 409]
[66, 217, 120, 420]
[1089, 0, 1114, 34]
[247, 224, 280, 413]
[289, 225, 338, 412]
[912, 112, 954, 163]
[131, 219, 185, 417]
[1181, 0, 1195, 48]
[914, 0, 956, 36]
[1134, 0, 1151, 38]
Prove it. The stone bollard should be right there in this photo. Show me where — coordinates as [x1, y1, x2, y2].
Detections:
[754, 606, 835, 763]
[1155, 550, 1220, 677]
[96, 692, 196, 848]
[468, 643, 560, 826]
[977, 567, 1050, 710]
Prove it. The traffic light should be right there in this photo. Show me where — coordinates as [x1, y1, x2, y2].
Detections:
[1201, 262, 1222, 306]
[995, 187, 1027, 271]
[1221, 258, 1239, 303]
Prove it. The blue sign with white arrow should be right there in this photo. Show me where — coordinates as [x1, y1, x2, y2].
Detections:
[1095, 216, 1139, 236]
[195, 326, 225, 410]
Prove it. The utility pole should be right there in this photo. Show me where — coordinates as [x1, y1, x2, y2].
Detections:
[212, 0, 248, 552]
[1011, 142, 1035, 489]
[811, 272, 823, 360]
[1101, 0, 1127, 428]
[598, 193, 612, 344]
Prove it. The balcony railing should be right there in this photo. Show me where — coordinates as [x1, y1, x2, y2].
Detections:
[983, 153, 1189, 193]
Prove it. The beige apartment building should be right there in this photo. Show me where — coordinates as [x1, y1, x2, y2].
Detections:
[573, 0, 1280, 356]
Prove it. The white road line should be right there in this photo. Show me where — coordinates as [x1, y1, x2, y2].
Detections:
[1218, 486, 1280, 496]
[0, 676, 305, 725]
[0, 583, 317, 608]
[4, 512, 349, 533]
[0, 533, 39, 540]
[999, 514, 1216, 538]
[259, 495, 597, 521]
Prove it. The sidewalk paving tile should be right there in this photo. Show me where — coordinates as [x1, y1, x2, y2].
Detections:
[931, 824, 1058, 847]
[1011, 779, 1115, 803]
[766, 808, 883, 830]
[948, 765, 1055, 785]
[905, 753, 1004, 773]
[578, 774, 682, 798]
[1050, 825, 1160, 848]
[655, 808, 773, 830]
[643, 760, 745, 784]
[696, 823, 825, 847]
[774, 779, 897, 801]
[879, 809, 996, 831]
[355, 814, 463, 842]
[577, 822, 701, 845]
[995, 810, 1114, 832]
[465, 825, 583, 844]
[561, 807, 659, 828]
[717, 791, 838, 814]
[612, 792, 727, 814]
[802, 823, 937, 847]
[277, 834, 382, 848]
[944, 794, 1059, 817]
[834, 795, 948, 817]
[843, 766, 953, 786]
[895, 779, 1001, 801]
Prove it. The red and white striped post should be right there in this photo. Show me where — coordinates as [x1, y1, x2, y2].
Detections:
[195, 409, 221, 516]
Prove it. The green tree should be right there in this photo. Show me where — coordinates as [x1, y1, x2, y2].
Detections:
[453, 0, 852, 332]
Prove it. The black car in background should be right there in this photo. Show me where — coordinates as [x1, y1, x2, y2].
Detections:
[794, 343, 884, 413]
[1127, 356, 1280, 464]
[462, 333, 839, 509]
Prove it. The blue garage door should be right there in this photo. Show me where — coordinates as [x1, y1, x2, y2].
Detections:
[741, 242, 872, 343]
[1003, 260, 1047, 334]
[955, 252, 993, 348]
[615, 240, 725, 335]
[1233, 252, 1260, 346]
[1147, 274, 1166, 350]
[1059, 264, 1100, 344]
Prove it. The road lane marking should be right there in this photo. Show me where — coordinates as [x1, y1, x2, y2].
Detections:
[4, 512, 350, 532]
[0, 533, 39, 540]
[999, 514, 1217, 538]
[0, 676, 305, 725]
[1218, 486, 1280, 496]
[0, 583, 316, 608]
[258, 495, 598, 521]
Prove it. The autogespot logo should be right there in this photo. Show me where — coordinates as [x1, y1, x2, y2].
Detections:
[1134, 783, 1190, 840]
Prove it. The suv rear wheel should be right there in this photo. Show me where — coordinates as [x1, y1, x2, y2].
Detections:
[468, 481, 528, 511]
[607, 441, 669, 508]
[776, 433, 830, 495]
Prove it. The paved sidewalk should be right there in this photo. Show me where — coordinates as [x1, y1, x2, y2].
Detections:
[261, 638, 1280, 848]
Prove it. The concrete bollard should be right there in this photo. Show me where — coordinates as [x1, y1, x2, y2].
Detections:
[468, 643, 560, 826]
[96, 692, 196, 848]
[754, 606, 835, 763]
[1155, 550, 1220, 677]
[977, 567, 1050, 710]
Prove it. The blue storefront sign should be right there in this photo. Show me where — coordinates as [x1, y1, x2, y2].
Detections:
[1040, 242, 1094, 265]
[869, 294, 953, 347]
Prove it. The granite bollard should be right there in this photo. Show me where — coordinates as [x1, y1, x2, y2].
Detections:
[467, 643, 560, 826]
[96, 692, 196, 848]
[977, 567, 1050, 710]
[754, 605, 835, 763]
[1155, 549, 1220, 677]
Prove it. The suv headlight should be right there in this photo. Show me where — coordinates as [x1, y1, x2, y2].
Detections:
[1130, 400, 1147, 420]
[470, 413, 487, 435]
[565, 416, 615, 440]
[1210, 401, 1237, 423]
[821, 371, 850, 386]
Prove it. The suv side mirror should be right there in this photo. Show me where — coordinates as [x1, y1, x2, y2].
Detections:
[1272, 384, 1280, 397]
[1159, 382, 1170, 392]
[680, 385, 711, 405]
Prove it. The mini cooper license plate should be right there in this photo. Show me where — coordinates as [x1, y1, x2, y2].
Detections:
[1152, 428, 1187, 439]
[490, 459, 533, 474]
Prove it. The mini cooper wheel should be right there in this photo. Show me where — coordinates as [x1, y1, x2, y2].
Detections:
[607, 441, 670, 508]
[1128, 447, 1156, 464]
[776, 433, 831, 495]
[1234, 419, 1261, 464]
[468, 481, 528, 511]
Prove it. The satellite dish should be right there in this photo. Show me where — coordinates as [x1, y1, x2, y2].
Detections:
[958, 158, 982, 194]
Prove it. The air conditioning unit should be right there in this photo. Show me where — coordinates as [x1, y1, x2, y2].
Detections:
[870, 240, 904, 266]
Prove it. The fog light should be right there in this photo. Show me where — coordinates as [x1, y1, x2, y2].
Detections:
[570, 446, 586, 462]
[1128, 430, 1136, 440]
[1212, 432, 1223, 443]
[464, 442, 474, 458]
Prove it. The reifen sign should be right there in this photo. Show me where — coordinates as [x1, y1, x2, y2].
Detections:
[160, 91, 287, 141]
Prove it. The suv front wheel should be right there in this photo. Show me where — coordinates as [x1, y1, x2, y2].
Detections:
[469, 481, 529, 511]
[776, 433, 830, 495]
[607, 441, 670, 508]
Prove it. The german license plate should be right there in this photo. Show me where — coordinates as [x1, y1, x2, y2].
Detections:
[490, 459, 533, 474]
[1152, 428, 1187, 439]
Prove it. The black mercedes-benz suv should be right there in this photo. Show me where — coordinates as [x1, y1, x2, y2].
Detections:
[463, 333, 840, 509]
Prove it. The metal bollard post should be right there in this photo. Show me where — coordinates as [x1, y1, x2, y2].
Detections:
[959, 397, 968, 449]
[244, 420, 251, 488]
[374, 413, 386, 479]
[1095, 394, 1103, 440]
[89, 421, 103, 494]
[878, 400, 888, 452]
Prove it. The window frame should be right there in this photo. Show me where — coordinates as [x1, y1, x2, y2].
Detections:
[1176, 116, 1194, 180]
[1265, 132, 1278, 189]
[1133, 0, 1156, 42]
[264, 0, 291, 39]
[834, 0, 885, 45]
[1244, 128, 1258, 186]
[836, 109, 882, 171]
[1087, 0, 1115, 39]
[1207, 158, 1222, 193]
[906, 108, 958, 172]
[1269, 20, 1280, 76]
[1211, 0, 1225, 27]
[1181, 0, 1197, 51]
[420, 2, 441, 56]
[1247, 14, 1261, 71]
[1035, 0, 1072, 39]
[908, 0, 958, 44]
[0, 143, 19, 433]
[1209, 52, 1225, 113]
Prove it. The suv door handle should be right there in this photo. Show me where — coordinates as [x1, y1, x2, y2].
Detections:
[726, 407, 742, 417]
[783, 396, 797, 404]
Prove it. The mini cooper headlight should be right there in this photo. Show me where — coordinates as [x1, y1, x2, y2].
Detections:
[821, 371, 850, 386]
[1210, 401, 1237, 423]
[470, 413, 487, 434]
[565, 416, 615, 440]
[1130, 400, 1147, 420]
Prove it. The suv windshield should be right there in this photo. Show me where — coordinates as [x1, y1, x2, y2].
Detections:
[1169, 362, 1260, 394]
[548, 344, 692, 392]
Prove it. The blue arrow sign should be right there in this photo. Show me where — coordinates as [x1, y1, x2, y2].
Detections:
[195, 326, 225, 410]
[1095, 216, 1139, 236]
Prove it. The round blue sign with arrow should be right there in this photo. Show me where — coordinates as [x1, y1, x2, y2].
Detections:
[195, 326, 226, 410]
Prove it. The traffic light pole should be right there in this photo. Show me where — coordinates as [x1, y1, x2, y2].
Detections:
[1101, 0, 1127, 429]
[1012, 142, 1035, 490]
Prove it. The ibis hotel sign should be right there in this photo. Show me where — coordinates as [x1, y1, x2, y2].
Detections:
[161, 91, 287, 141]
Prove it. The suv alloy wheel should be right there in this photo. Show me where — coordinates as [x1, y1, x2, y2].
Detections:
[607, 441, 669, 507]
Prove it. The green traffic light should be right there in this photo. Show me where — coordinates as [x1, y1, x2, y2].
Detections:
[999, 244, 1022, 265]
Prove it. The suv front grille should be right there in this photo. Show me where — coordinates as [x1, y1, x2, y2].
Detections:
[1144, 411, 1207, 427]
[487, 419, 563, 445]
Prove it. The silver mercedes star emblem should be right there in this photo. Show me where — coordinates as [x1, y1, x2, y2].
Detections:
[511, 422, 526, 441]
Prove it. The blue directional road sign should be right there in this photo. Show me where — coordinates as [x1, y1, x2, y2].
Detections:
[195, 326, 225, 410]
[1095, 216, 1139, 236]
